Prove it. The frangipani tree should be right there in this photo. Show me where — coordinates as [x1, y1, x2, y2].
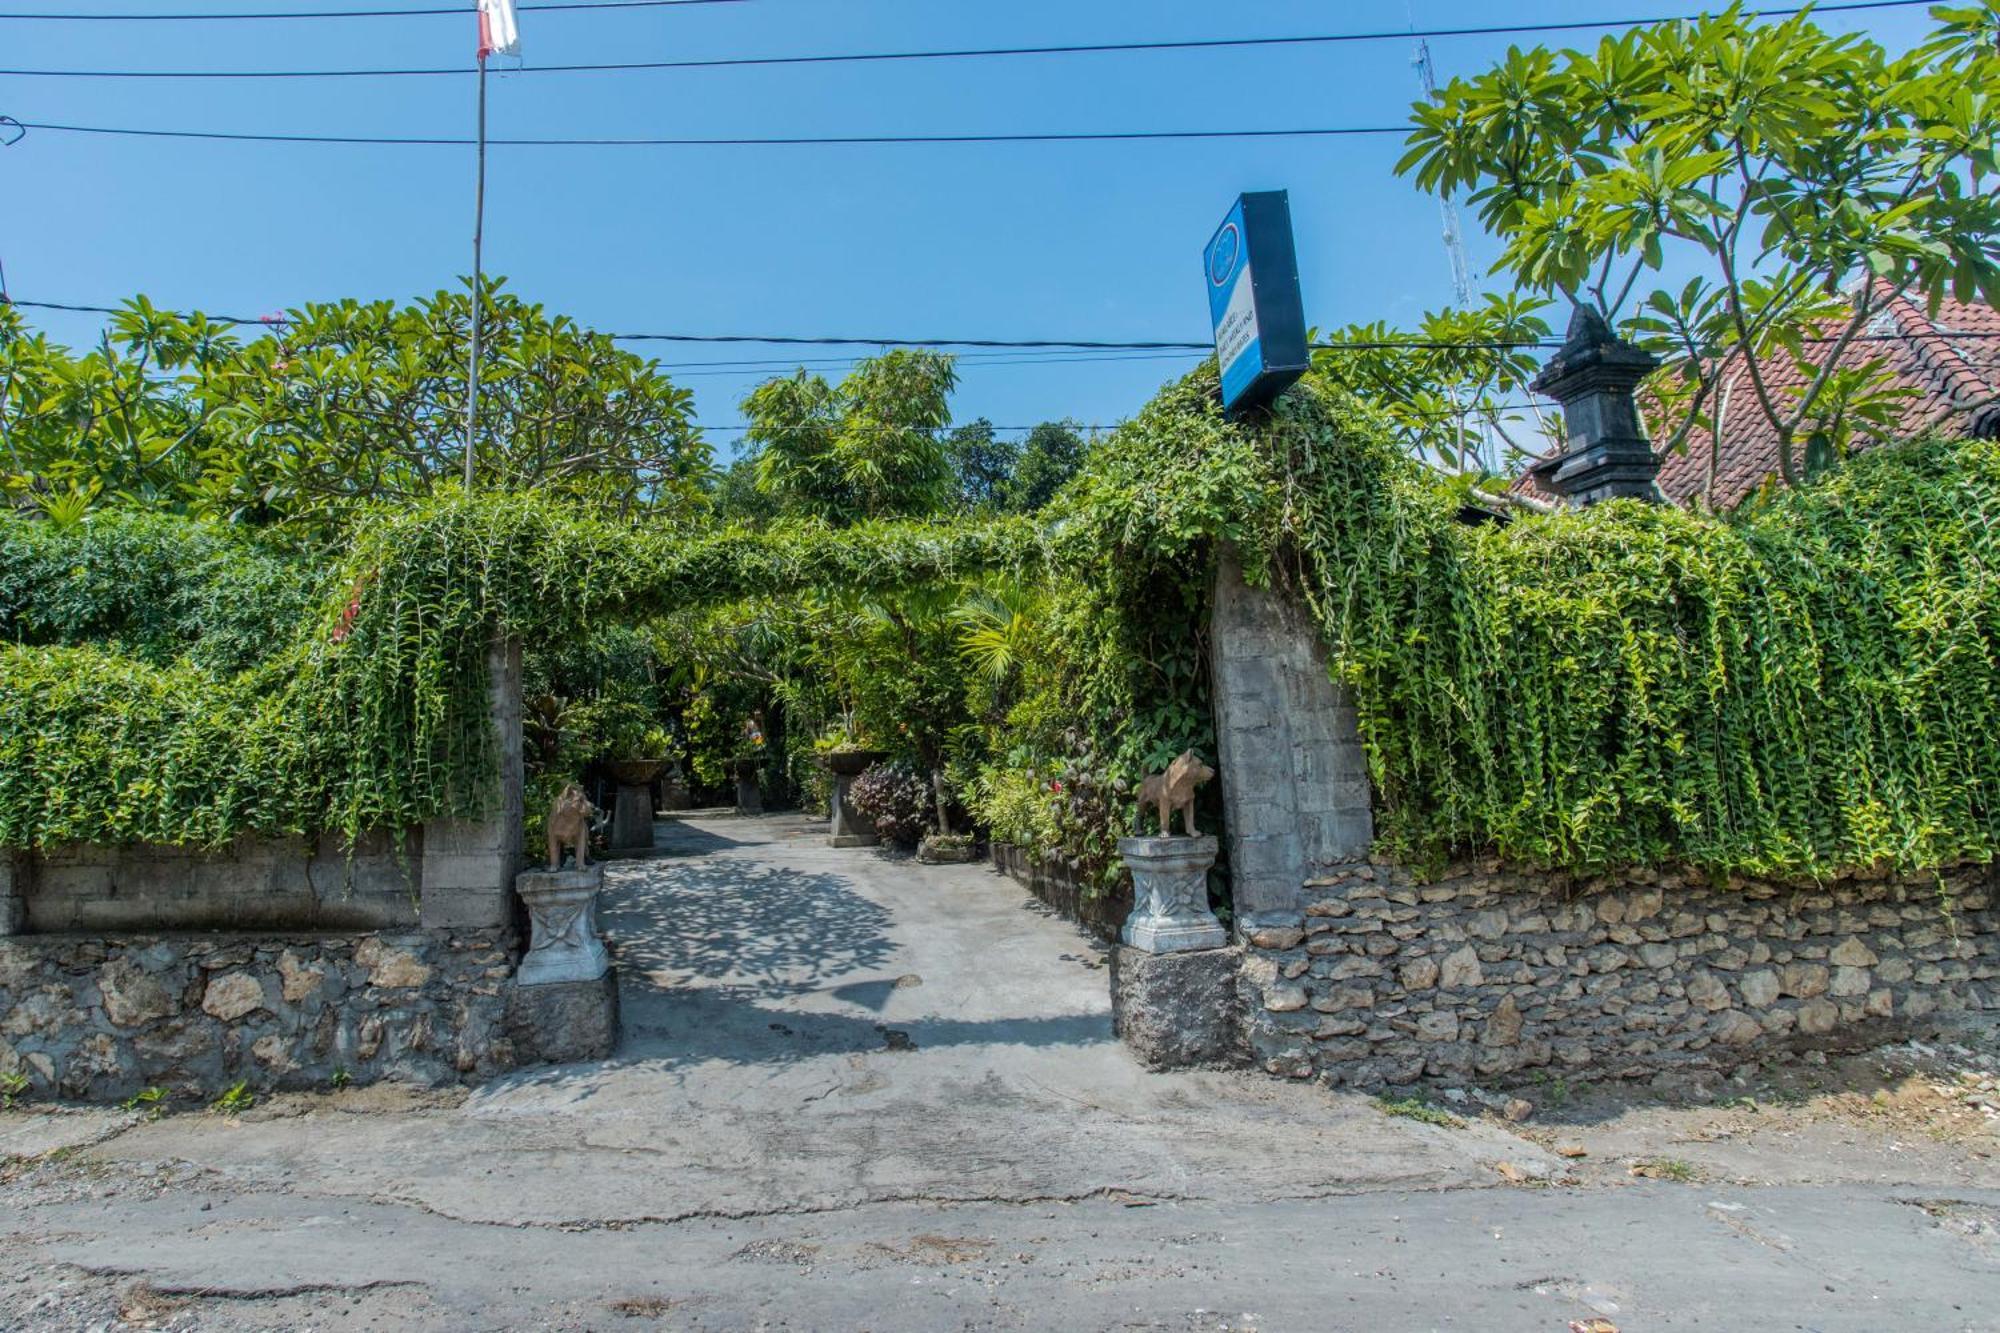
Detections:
[1398, 2, 2000, 488]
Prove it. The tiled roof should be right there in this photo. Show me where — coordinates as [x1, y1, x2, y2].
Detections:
[1517, 286, 2000, 509]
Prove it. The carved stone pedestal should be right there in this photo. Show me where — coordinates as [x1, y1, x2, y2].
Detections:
[605, 760, 665, 852]
[828, 773, 878, 848]
[515, 864, 610, 986]
[1117, 835, 1225, 953]
[733, 757, 764, 816]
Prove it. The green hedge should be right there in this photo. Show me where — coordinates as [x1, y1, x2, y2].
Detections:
[1269, 376, 2000, 874]
[0, 501, 1044, 850]
[7, 367, 1998, 879]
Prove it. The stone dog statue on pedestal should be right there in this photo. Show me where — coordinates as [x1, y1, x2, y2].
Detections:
[546, 782, 597, 871]
[1135, 750, 1215, 837]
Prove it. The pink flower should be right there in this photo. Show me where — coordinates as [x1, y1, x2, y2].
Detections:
[1049, 780, 1064, 794]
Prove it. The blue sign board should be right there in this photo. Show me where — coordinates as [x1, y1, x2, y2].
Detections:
[1203, 190, 1309, 415]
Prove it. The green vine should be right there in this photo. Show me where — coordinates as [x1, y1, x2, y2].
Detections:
[6, 363, 1998, 883]
[0, 499, 1043, 850]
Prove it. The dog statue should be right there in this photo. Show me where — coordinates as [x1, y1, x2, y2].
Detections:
[545, 782, 596, 871]
[1135, 750, 1214, 837]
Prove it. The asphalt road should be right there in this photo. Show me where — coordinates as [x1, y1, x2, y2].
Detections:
[3, 812, 1996, 1331]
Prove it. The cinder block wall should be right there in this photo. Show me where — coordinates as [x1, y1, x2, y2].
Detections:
[16, 830, 421, 932]
[2, 639, 524, 941]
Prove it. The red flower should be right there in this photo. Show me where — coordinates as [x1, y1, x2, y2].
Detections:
[1049, 779, 1064, 793]
[331, 580, 365, 644]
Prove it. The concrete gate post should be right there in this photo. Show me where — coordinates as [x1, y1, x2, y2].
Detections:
[419, 638, 525, 930]
[1111, 546, 1380, 1072]
[1208, 546, 1374, 943]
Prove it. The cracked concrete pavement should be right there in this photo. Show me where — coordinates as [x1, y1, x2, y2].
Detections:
[4, 811, 1998, 1330]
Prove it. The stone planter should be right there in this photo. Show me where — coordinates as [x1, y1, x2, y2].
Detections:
[604, 758, 666, 851]
[820, 747, 886, 778]
[1117, 835, 1225, 953]
[819, 749, 886, 847]
[918, 835, 978, 865]
[732, 756, 764, 815]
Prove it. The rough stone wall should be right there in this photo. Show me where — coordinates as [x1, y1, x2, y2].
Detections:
[1208, 547, 1372, 931]
[1238, 860, 2000, 1090]
[0, 929, 518, 1101]
[14, 830, 422, 934]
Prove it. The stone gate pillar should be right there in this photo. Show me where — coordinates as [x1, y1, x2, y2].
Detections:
[1208, 547, 1374, 941]
[420, 638, 524, 929]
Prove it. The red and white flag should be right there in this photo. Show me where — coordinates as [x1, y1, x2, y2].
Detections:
[477, 0, 520, 61]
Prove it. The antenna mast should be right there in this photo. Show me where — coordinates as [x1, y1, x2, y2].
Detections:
[1413, 39, 1474, 309]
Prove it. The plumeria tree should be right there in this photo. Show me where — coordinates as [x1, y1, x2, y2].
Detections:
[0, 283, 708, 539]
[1398, 2, 2000, 489]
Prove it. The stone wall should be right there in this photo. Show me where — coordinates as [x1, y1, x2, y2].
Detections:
[0, 928, 520, 1101]
[991, 841, 1130, 940]
[1237, 859, 2000, 1090]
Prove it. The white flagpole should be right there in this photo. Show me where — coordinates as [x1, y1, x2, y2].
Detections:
[464, 53, 488, 491]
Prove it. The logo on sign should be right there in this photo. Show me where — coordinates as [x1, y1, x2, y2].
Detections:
[1208, 223, 1241, 287]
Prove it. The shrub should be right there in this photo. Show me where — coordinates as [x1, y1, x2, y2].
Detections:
[848, 760, 931, 846]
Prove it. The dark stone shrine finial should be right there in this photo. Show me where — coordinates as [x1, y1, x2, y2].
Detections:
[1527, 305, 1662, 506]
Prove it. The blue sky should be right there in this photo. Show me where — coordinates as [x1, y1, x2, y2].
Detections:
[0, 0, 1941, 456]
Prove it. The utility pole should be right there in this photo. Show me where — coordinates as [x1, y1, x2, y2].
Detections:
[465, 58, 488, 491]
[465, 0, 518, 492]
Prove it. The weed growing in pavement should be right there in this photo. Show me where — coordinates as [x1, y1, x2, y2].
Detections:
[209, 1081, 255, 1116]
[1375, 1095, 1466, 1129]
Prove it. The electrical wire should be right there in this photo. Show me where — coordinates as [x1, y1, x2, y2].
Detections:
[7, 297, 1996, 353]
[0, 0, 1936, 69]
[11, 121, 1405, 147]
[0, 0, 751, 19]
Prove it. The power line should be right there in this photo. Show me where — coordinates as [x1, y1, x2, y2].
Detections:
[0, 0, 1936, 72]
[696, 422, 1113, 433]
[0, 0, 750, 19]
[13, 121, 1404, 148]
[8, 297, 1996, 354]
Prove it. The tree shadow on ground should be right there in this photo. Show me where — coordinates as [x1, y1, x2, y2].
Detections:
[602, 856, 896, 999]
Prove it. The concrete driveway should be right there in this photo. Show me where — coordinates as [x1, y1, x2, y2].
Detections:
[3, 812, 1996, 1330]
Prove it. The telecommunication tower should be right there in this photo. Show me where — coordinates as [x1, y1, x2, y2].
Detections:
[1413, 39, 1475, 309]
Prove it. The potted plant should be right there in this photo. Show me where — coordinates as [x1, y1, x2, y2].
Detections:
[917, 831, 978, 865]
